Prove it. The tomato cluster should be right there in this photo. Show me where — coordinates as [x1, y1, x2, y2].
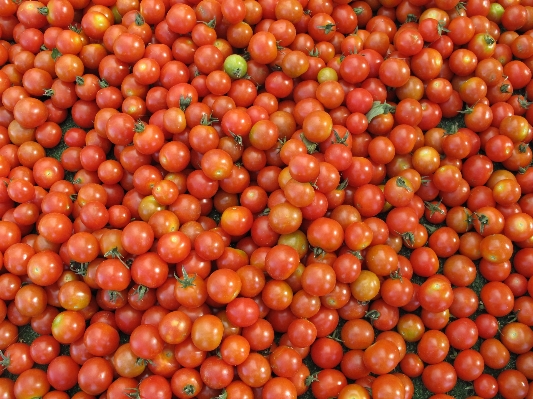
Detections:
[1, 0, 533, 397]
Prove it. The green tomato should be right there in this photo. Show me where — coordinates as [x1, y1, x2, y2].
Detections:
[224, 54, 248, 79]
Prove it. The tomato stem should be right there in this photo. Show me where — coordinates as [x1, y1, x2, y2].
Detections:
[104, 247, 129, 267]
[202, 17, 216, 29]
[317, 23, 336, 34]
[424, 200, 444, 216]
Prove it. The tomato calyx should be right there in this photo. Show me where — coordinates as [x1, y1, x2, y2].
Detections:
[201, 17, 217, 29]
[305, 372, 320, 386]
[259, 208, 270, 216]
[179, 95, 193, 111]
[500, 83, 511, 94]
[75, 76, 84, 86]
[348, 250, 363, 260]
[0, 351, 11, 368]
[332, 130, 350, 146]
[214, 389, 229, 399]
[312, 246, 326, 258]
[390, 269, 403, 282]
[132, 285, 149, 300]
[134, 12, 144, 26]
[518, 95, 532, 110]
[455, 2, 467, 13]
[365, 101, 395, 122]
[519, 164, 531, 174]
[483, 34, 495, 46]
[353, 7, 363, 15]
[396, 231, 415, 246]
[104, 247, 129, 267]
[51, 48, 62, 60]
[437, 20, 450, 35]
[337, 179, 349, 191]
[395, 176, 413, 192]
[183, 383, 199, 396]
[308, 47, 320, 57]
[406, 13, 418, 22]
[299, 133, 318, 154]
[99, 79, 109, 88]
[69, 24, 82, 33]
[107, 290, 124, 303]
[136, 357, 151, 366]
[37, 6, 49, 16]
[229, 131, 244, 148]
[70, 260, 90, 276]
[473, 212, 489, 234]
[425, 200, 445, 217]
[365, 309, 381, 324]
[123, 387, 141, 399]
[458, 104, 474, 115]
[422, 223, 438, 234]
[175, 266, 196, 288]
[43, 89, 55, 97]
[317, 23, 336, 35]
[200, 113, 218, 126]
[134, 120, 146, 133]
[519, 143, 529, 153]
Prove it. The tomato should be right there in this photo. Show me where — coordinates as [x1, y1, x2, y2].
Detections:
[14, 368, 50, 398]
[362, 339, 400, 375]
[77, 357, 114, 395]
[422, 362, 457, 394]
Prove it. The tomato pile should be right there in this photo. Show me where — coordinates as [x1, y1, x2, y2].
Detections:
[1, 0, 533, 397]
